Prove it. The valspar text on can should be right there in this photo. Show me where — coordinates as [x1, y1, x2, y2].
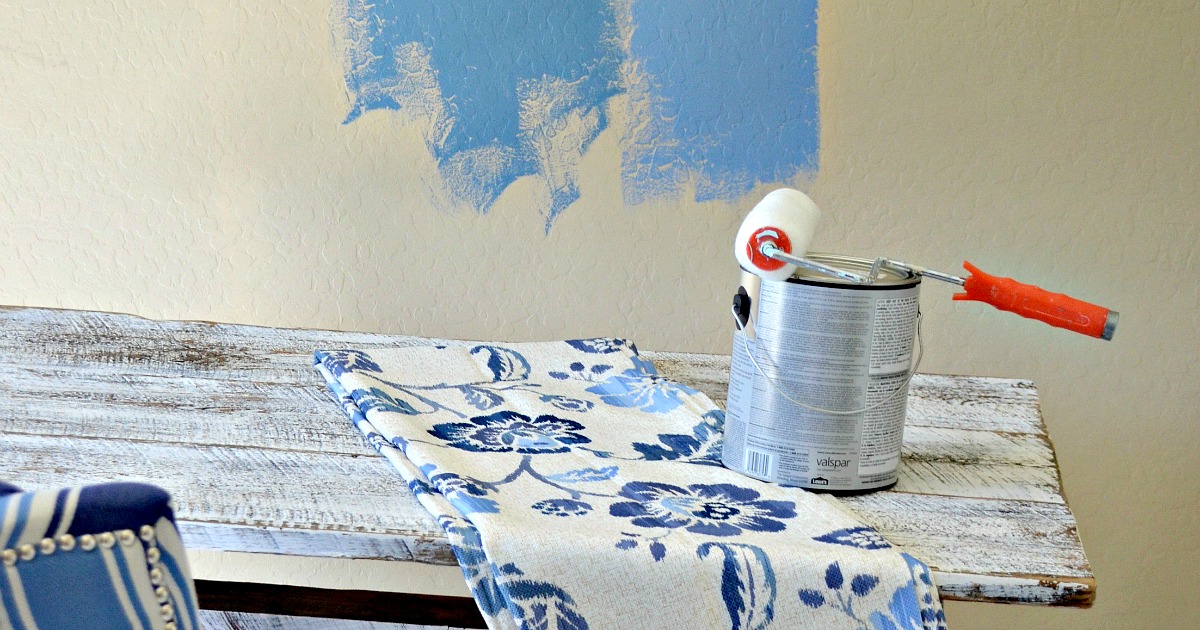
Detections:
[722, 254, 920, 492]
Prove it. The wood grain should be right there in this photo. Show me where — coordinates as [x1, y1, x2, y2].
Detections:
[0, 306, 1094, 610]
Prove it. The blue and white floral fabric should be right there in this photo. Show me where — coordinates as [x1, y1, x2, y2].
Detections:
[314, 339, 946, 630]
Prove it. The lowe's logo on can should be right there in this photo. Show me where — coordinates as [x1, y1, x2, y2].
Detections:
[817, 457, 852, 469]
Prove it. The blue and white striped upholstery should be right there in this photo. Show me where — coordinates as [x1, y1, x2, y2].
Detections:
[0, 481, 199, 630]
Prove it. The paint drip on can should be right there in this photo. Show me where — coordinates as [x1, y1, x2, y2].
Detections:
[723, 254, 921, 492]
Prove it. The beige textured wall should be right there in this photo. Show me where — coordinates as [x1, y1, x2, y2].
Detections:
[1, 2, 1196, 628]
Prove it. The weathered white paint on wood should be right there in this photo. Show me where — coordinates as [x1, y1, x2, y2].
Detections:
[188, 549, 471, 596]
[0, 306, 460, 383]
[840, 493, 1089, 577]
[895, 426, 1063, 503]
[0, 363, 371, 455]
[929, 571, 1093, 607]
[179, 523, 457, 565]
[0, 432, 456, 564]
[0, 306, 1094, 606]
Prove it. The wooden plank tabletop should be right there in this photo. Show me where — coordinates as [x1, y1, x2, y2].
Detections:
[0, 306, 1094, 617]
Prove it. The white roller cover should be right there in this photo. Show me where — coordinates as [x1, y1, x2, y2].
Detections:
[733, 188, 821, 281]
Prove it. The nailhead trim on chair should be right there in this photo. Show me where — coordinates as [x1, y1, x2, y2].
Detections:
[1, 524, 179, 629]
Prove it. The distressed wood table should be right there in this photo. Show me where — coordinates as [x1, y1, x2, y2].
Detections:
[0, 306, 1094, 626]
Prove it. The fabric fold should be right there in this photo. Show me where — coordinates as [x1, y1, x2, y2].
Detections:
[315, 339, 945, 630]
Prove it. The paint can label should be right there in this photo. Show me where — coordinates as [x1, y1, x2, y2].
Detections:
[722, 276, 919, 491]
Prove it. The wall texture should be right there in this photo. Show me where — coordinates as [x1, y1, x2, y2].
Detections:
[1, 1, 1197, 628]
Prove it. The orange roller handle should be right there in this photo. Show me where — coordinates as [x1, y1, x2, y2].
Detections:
[952, 261, 1118, 340]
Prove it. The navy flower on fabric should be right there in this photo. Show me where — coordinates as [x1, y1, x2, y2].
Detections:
[532, 499, 592, 517]
[429, 411, 590, 454]
[609, 482, 796, 537]
[585, 369, 699, 414]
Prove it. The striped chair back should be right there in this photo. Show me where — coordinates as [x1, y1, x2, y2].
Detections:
[0, 481, 199, 630]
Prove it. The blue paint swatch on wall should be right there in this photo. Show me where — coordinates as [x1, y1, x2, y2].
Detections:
[624, 0, 819, 204]
[341, 0, 623, 230]
[339, 0, 818, 229]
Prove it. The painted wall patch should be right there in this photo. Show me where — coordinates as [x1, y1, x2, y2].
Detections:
[338, 0, 819, 231]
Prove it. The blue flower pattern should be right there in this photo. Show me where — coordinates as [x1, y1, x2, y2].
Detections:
[430, 411, 591, 454]
[314, 340, 943, 630]
[585, 367, 700, 414]
[610, 481, 796, 538]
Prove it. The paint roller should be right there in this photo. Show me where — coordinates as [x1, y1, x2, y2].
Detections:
[734, 188, 822, 282]
[734, 189, 1119, 340]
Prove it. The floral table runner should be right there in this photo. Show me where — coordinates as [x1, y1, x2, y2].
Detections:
[314, 339, 945, 630]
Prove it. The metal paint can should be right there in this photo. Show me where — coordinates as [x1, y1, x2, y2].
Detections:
[722, 254, 921, 492]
